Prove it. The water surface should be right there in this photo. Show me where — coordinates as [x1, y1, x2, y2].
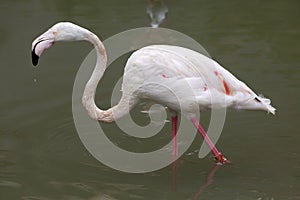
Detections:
[0, 0, 299, 199]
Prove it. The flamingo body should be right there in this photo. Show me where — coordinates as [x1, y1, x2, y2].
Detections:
[123, 45, 275, 116]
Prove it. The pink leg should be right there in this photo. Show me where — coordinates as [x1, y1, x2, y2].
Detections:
[191, 117, 230, 164]
[172, 115, 178, 157]
[171, 115, 178, 191]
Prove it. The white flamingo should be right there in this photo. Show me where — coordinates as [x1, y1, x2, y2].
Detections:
[31, 22, 276, 164]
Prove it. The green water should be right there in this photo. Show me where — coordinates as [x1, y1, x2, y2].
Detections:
[0, 0, 299, 199]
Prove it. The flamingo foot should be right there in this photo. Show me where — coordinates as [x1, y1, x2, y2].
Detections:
[214, 153, 231, 165]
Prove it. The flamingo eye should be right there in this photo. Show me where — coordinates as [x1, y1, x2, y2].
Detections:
[254, 97, 261, 102]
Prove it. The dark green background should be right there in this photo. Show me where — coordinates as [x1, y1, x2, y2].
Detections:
[0, 0, 299, 199]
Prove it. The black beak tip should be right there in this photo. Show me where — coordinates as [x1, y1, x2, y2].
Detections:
[31, 51, 39, 66]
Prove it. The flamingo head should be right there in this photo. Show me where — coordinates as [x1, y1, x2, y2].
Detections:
[31, 22, 89, 66]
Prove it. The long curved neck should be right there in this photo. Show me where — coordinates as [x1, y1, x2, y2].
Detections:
[82, 32, 122, 123]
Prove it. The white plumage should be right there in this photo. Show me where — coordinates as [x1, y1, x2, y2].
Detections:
[124, 45, 275, 115]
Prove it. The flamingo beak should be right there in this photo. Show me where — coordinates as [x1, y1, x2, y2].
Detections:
[31, 31, 55, 66]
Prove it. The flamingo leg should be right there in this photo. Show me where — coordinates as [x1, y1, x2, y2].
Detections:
[171, 115, 179, 191]
[172, 115, 178, 157]
[190, 117, 230, 164]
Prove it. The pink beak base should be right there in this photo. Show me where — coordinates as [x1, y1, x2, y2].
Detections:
[31, 39, 54, 66]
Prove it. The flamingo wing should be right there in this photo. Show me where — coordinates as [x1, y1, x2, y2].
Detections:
[124, 45, 275, 114]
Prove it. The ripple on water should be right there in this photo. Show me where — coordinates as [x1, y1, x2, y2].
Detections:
[0, 150, 16, 168]
[39, 116, 80, 158]
[48, 181, 95, 193]
[21, 196, 55, 200]
[0, 180, 22, 188]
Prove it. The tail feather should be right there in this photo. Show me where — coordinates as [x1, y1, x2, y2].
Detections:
[236, 93, 276, 115]
[258, 96, 276, 115]
[266, 104, 276, 115]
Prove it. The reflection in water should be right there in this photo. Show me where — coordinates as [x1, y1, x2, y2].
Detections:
[172, 160, 221, 198]
[172, 157, 178, 192]
[192, 165, 220, 199]
[146, 0, 168, 28]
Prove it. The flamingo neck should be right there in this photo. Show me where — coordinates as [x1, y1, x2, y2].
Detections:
[81, 32, 116, 122]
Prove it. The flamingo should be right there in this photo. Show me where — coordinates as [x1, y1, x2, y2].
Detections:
[31, 22, 276, 164]
[146, 0, 168, 28]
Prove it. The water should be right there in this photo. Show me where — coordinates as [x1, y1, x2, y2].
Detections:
[0, 0, 299, 199]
